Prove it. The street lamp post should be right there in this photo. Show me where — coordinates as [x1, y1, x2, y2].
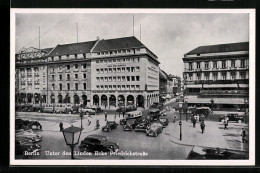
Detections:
[178, 102, 183, 140]
[62, 124, 83, 159]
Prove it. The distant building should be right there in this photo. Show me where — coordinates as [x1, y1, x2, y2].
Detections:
[168, 74, 181, 96]
[182, 42, 249, 110]
[159, 69, 168, 101]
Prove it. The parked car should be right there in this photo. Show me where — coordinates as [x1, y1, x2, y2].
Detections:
[78, 135, 119, 152]
[123, 124, 134, 131]
[124, 110, 142, 120]
[15, 119, 42, 130]
[146, 123, 163, 137]
[80, 107, 96, 115]
[187, 146, 248, 160]
[219, 114, 245, 123]
[159, 117, 169, 128]
[15, 140, 41, 155]
[16, 129, 42, 143]
[147, 109, 161, 121]
[54, 104, 73, 114]
[102, 121, 118, 132]
[42, 104, 55, 113]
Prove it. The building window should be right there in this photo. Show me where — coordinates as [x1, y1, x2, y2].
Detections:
[117, 85, 121, 90]
[75, 74, 78, 79]
[231, 72, 236, 80]
[213, 73, 218, 81]
[59, 84, 62, 90]
[113, 85, 116, 90]
[126, 67, 130, 72]
[196, 73, 201, 80]
[127, 76, 130, 81]
[67, 74, 70, 80]
[117, 59, 121, 63]
[240, 59, 245, 68]
[113, 68, 116, 73]
[67, 83, 70, 90]
[75, 64, 78, 69]
[122, 85, 125, 90]
[131, 67, 135, 72]
[96, 69, 100, 73]
[109, 85, 112, 89]
[126, 85, 130, 90]
[222, 61, 226, 69]
[83, 74, 86, 79]
[83, 64, 87, 68]
[122, 76, 125, 81]
[100, 60, 103, 63]
[189, 62, 193, 70]
[131, 76, 135, 81]
[100, 77, 104, 82]
[108, 77, 112, 81]
[197, 62, 200, 69]
[131, 85, 135, 90]
[75, 83, 78, 90]
[104, 68, 108, 73]
[52, 75, 55, 80]
[136, 67, 140, 72]
[117, 76, 121, 81]
[67, 65, 70, 70]
[108, 68, 112, 73]
[51, 67, 55, 72]
[96, 77, 100, 81]
[113, 77, 116, 82]
[240, 71, 246, 79]
[96, 85, 100, 90]
[204, 62, 209, 69]
[96, 60, 99, 63]
[136, 76, 140, 81]
[231, 60, 235, 68]
[213, 61, 217, 68]
[105, 77, 108, 81]
[222, 72, 227, 80]
[136, 85, 140, 90]
[108, 60, 112, 63]
[205, 73, 209, 80]
[188, 73, 193, 81]
[100, 69, 104, 73]
[51, 57, 54, 61]
[59, 56, 61, 60]
[113, 59, 116, 62]
[52, 84, 55, 90]
[117, 68, 121, 72]
[83, 83, 86, 90]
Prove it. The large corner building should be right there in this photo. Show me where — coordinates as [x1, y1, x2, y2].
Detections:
[182, 42, 249, 110]
[15, 36, 160, 108]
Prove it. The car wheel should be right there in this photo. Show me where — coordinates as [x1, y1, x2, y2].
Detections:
[238, 120, 242, 123]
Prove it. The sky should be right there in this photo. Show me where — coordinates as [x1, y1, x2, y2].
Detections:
[15, 12, 249, 78]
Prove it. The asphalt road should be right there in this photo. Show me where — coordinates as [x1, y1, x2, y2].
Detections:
[15, 100, 195, 160]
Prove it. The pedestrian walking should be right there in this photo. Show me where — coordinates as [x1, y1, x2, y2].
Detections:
[200, 122, 205, 134]
[224, 118, 228, 130]
[193, 117, 196, 128]
[122, 110, 125, 118]
[241, 128, 248, 143]
[87, 116, 91, 126]
[173, 115, 176, 123]
[105, 112, 107, 121]
[105, 104, 107, 109]
[59, 122, 63, 131]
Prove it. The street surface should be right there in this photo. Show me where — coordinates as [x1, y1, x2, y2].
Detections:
[15, 98, 249, 160]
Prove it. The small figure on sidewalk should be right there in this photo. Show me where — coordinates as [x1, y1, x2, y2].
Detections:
[122, 110, 125, 118]
[224, 118, 228, 130]
[173, 115, 176, 123]
[241, 128, 248, 143]
[105, 104, 107, 109]
[192, 117, 196, 128]
[59, 122, 63, 131]
[200, 122, 205, 134]
[105, 112, 107, 121]
[87, 116, 91, 126]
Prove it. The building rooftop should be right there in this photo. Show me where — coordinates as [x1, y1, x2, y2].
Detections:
[48, 40, 97, 56]
[92, 36, 145, 52]
[186, 42, 249, 55]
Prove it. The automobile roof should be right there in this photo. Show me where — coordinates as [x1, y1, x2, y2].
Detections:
[87, 134, 107, 139]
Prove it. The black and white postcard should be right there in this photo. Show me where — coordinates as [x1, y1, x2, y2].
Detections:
[10, 9, 255, 166]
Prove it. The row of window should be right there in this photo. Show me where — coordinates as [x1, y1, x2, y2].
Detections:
[50, 54, 87, 61]
[51, 63, 88, 72]
[96, 66, 140, 73]
[96, 76, 140, 82]
[51, 73, 87, 81]
[52, 83, 87, 91]
[96, 48, 140, 56]
[187, 71, 247, 81]
[96, 85, 140, 90]
[188, 59, 247, 70]
[96, 57, 140, 64]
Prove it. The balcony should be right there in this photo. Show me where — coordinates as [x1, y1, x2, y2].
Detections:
[192, 79, 249, 84]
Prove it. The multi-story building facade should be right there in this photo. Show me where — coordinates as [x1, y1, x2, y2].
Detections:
[182, 42, 249, 110]
[159, 69, 168, 101]
[15, 36, 160, 108]
[15, 47, 53, 104]
[90, 37, 160, 108]
[168, 74, 181, 96]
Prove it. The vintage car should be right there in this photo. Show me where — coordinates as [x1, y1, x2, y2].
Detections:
[187, 146, 248, 160]
[124, 110, 142, 120]
[102, 121, 118, 132]
[91, 107, 103, 113]
[78, 135, 119, 152]
[146, 123, 163, 137]
[42, 104, 55, 113]
[116, 105, 137, 112]
[147, 109, 161, 121]
[159, 117, 169, 128]
[134, 120, 151, 132]
[16, 129, 42, 143]
[149, 102, 163, 110]
[160, 110, 167, 116]
[219, 114, 245, 123]
[123, 124, 134, 131]
[15, 119, 42, 130]
[15, 140, 41, 155]
[119, 118, 127, 125]
[80, 107, 96, 115]
[54, 104, 74, 114]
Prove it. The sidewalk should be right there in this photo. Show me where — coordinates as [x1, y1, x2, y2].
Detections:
[168, 119, 249, 151]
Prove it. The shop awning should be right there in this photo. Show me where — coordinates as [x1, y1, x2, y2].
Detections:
[186, 95, 245, 105]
